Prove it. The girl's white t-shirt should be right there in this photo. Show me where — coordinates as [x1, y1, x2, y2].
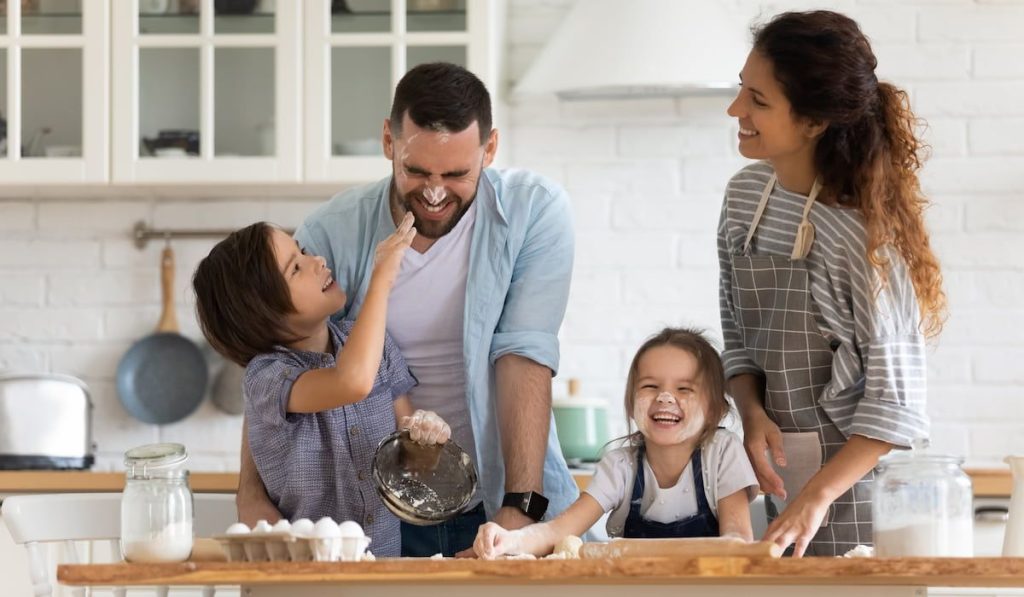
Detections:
[584, 429, 758, 537]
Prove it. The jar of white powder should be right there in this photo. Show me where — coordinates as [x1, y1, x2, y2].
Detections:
[120, 443, 194, 563]
[873, 439, 973, 557]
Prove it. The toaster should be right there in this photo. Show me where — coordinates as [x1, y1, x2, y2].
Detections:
[0, 373, 95, 470]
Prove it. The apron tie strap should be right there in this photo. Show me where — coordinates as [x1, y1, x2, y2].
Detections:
[743, 173, 822, 260]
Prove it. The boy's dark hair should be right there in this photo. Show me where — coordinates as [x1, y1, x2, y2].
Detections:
[621, 327, 729, 449]
[389, 62, 492, 144]
[192, 222, 298, 367]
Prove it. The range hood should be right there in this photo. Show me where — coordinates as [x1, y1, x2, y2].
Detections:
[513, 0, 750, 100]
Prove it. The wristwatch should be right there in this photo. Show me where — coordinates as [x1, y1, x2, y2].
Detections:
[502, 491, 549, 522]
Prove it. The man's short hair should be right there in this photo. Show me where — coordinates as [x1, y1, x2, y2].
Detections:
[389, 62, 492, 145]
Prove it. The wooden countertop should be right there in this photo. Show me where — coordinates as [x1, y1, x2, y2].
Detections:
[1, 468, 1012, 496]
[0, 471, 239, 493]
[58, 557, 1024, 588]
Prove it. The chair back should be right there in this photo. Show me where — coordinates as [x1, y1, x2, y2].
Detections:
[2, 492, 237, 597]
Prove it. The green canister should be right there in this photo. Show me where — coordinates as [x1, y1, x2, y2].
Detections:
[552, 379, 610, 463]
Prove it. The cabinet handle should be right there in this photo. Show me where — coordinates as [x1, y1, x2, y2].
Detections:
[975, 506, 1009, 523]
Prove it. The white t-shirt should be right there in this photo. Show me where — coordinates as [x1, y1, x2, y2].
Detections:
[584, 429, 758, 537]
[387, 202, 478, 481]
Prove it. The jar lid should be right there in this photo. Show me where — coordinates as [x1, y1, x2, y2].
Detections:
[124, 442, 188, 471]
[878, 438, 964, 467]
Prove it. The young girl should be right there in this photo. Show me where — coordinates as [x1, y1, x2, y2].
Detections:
[192, 213, 451, 559]
[473, 328, 758, 559]
[719, 11, 946, 557]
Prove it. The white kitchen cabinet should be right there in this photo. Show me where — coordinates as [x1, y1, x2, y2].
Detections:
[303, 0, 500, 182]
[111, 0, 302, 183]
[0, 0, 109, 183]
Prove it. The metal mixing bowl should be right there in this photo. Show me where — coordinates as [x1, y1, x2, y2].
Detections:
[371, 430, 478, 526]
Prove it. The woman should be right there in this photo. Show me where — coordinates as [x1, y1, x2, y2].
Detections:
[718, 10, 946, 557]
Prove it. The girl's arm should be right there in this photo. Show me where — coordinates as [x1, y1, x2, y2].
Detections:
[474, 493, 605, 559]
[287, 214, 416, 413]
[716, 489, 754, 541]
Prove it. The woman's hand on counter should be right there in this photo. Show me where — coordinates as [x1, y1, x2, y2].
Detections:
[741, 410, 787, 499]
[761, 489, 830, 557]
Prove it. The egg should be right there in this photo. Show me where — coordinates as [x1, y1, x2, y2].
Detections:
[290, 518, 314, 538]
[337, 520, 365, 538]
[225, 522, 250, 535]
[252, 519, 273, 534]
[313, 516, 340, 538]
[271, 519, 292, 533]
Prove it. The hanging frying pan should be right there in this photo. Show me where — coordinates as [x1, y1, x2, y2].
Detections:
[116, 244, 207, 424]
[210, 358, 246, 416]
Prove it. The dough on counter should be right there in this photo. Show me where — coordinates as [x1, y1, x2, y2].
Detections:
[501, 553, 537, 560]
[430, 553, 444, 560]
[842, 545, 874, 558]
[548, 535, 583, 559]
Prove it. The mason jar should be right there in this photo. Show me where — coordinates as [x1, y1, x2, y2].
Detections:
[120, 443, 194, 563]
[873, 439, 973, 557]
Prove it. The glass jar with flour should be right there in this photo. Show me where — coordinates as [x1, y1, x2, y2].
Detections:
[873, 439, 973, 557]
[120, 443, 194, 563]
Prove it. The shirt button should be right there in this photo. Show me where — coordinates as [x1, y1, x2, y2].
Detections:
[366, 514, 374, 525]
[350, 426, 360, 437]
[357, 470, 365, 481]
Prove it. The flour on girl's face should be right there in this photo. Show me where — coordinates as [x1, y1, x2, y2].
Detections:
[630, 345, 710, 447]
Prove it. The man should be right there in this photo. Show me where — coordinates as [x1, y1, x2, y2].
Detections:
[236, 62, 579, 557]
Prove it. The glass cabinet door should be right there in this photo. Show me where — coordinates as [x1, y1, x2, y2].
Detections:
[112, 0, 300, 183]
[0, 0, 108, 183]
[305, 0, 493, 183]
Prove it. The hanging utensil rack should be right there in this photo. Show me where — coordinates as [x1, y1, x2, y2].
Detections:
[132, 220, 294, 250]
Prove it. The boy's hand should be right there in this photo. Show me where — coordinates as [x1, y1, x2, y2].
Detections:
[400, 409, 451, 445]
[373, 212, 416, 286]
[473, 522, 519, 560]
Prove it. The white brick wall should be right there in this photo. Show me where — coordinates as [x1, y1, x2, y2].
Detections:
[0, 0, 1020, 471]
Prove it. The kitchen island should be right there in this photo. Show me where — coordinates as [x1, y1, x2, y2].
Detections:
[58, 556, 1024, 597]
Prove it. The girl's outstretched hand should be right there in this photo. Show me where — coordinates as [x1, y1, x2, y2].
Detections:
[474, 522, 520, 560]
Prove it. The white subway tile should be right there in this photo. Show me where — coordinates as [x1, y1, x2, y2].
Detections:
[37, 202, 151, 233]
[85, 379, 161, 454]
[676, 234, 719, 269]
[682, 157, 750, 192]
[0, 240, 100, 268]
[264, 201, 326, 229]
[923, 194, 963, 232]
[560, 99, 678, 124]
[619, 126, 733, 159]
[159, 400, 244, 454]
[929, 385, 1021, 420]
[965, 197, 1024, 232]
[920, 118, 967, 158]
[938, 308, 1024, 346]
[574, 231, 676, 268]
[914, 83, 1024, 117]
[152, 201, 269, 229]
[974, 44, 1024, 79]
[926, 423, 970, 458]
[569, 194, 613, 231]
[968, 119, 1024, 155]
[874, 43, 970, 80]
[926, 346, 973, 383]
[559, 344, 629, 384]
[568, 269, 623, 307]
[511, 126, 617, 159]
[0, 273, 45, 306]
[565, 160, 681, 196]
[0, 309, 103, 342]
[973, 348, 1024, 384]
[921, 157, 1024, 193]
[48, 271, 160, 306]
[0, 345, 48, 372]
[611, 196, 721, 232]
[48, 344, 128, 379]
[933, 232, 1024, 268]
[970, 425, 1024, 459]
[847, 6, 917, 42]
[920, 6, 1024, 42]
[0, 202, 34, 231]
[103, 307, 161, 341]
[622, 268, 720, 312]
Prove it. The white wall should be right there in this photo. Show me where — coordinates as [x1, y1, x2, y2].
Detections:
[0, 0, 1021, 471]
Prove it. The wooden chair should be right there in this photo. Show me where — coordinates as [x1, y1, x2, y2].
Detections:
[2, 492, 237, 597]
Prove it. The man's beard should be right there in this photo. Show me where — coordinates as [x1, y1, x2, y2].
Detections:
[391, 183, 475, 240]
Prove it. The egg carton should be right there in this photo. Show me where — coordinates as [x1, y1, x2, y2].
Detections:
[213, 532, 373, 563]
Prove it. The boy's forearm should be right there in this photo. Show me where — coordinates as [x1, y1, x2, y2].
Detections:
[333, 278, 390, 393]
